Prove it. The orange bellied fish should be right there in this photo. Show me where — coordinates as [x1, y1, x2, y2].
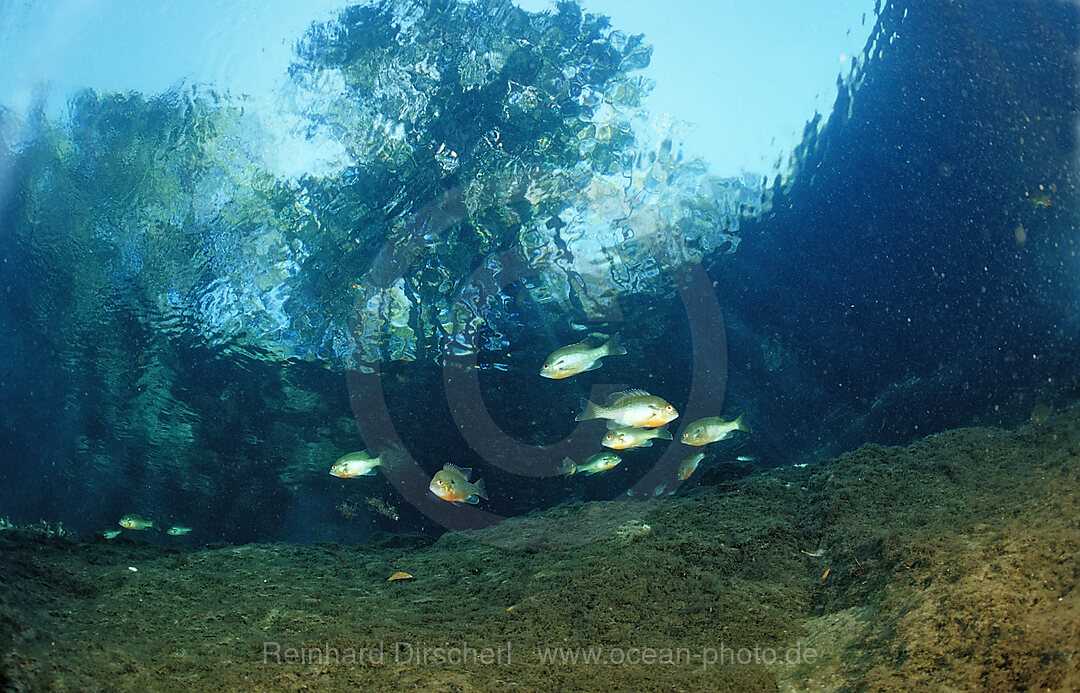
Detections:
[680, 413, 751, 446]
[677, 451, 707, 480]
[602, 425, 672, 450]
[576, 389, 678, 429]
[540, 333, 627, 379]
[562, 452, 622, 476]
[429, 464, 488, 505]
[329, 451, 383, 478]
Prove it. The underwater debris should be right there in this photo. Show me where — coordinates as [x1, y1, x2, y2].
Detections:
[366, 497, 400, 521]
[614, 519, 652, 543]
[38, 520, 71, 537]
[0, 518, 71, 538]
[337, 500, 359, 520]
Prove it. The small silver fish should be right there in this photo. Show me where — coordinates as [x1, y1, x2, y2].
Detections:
[540, 333, 626, 379]
[602, 425, 672, 450]
[562, 452, 622, 476]
[680, 413, 750, 446]
[677, 452, 707, 480]
[329, 451, 383, 478]
[576, 389, 679, 429]
[119, 514, 155, 530]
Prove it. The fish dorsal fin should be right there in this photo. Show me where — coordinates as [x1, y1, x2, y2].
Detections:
[444, 463, 472, 480]
[605, 388, 650, 406]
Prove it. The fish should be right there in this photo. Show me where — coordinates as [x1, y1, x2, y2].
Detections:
[563, 452, 622, 476]
[540, 333, 627, 379]
[167, 526, 193, 536]
[102, 529, 122, 539]
[1025, 192, 1053, 209]
[677, 452, 707, 480]
[1030, 403, 1053, 425]
[680, 412, 751, 446]
[329, 450, 383, 478]
[602, 425, 672, 450]
[429, 464, 488, 505]
[576, 389, 679, 429]
[119, 514, 155, 530]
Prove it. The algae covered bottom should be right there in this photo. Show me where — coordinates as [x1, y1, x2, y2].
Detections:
[2, 407, 1078, 692]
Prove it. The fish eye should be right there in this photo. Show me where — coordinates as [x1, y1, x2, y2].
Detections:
[666, 405, 674, 411]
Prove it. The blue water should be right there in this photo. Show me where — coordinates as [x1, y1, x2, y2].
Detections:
[0, 0, 1077, 544]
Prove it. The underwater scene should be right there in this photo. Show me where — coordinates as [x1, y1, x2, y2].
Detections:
[1, 0, 1079, 689]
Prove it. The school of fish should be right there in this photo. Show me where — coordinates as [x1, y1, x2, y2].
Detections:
[325, 332, 752, 514]
[543, 333, 751, 484]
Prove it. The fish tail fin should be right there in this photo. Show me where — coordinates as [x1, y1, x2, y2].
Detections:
[575, 398, 601, 421]
[604, 332, 627, 356]
[734, 412, 751, 434]
[473, 478, 488, 500]
[560, 457, 577, 476]
[654, 425, 673, 441]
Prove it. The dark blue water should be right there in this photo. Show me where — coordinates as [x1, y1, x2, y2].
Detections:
[0, 0, 1076, 544]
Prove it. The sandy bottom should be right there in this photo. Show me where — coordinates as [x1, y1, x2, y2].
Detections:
[2, 407, 1079, 692]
